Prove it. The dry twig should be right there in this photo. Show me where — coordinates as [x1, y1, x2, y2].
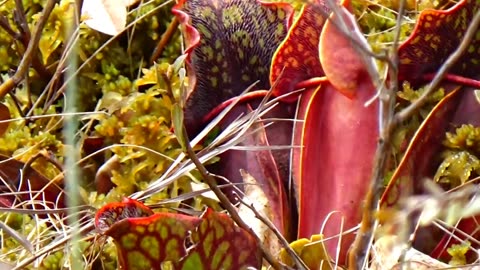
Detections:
[0, 0, 56, 98]
[150, 17, 179, 63]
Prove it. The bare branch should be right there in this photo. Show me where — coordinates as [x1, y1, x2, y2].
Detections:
[350, 7, 480, 270]
[0, 14, 20, 40]
[150, 17, 179, 63]
[0, 0, 56, 98]
[14, 0, 31, 42]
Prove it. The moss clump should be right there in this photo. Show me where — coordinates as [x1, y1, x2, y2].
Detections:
[444, 124, 480, 153]
[353, 0, 415, 53]
[93, 65, 180, 196]
[39, 251, 64, 270]
[1, 0, 179, 110]
[435, 125, 480, 189]
[447, 241, 471, 266]
[0, 212, 52, 267]
[385, 82, 445, 173]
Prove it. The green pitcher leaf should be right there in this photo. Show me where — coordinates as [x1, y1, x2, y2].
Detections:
[180, 208, 261, 270]
[96, 199, 261, 270]
[105, 212, 201, 270]
[172, 0, 293, 134]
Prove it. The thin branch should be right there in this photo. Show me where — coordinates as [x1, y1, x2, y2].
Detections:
[150, 17, 179, 63]
[348, 0, 407, 266]
[349, 6, 480, 270]
[0, 14, 51, 79]
[0, 14, 21, 39]
[391, 0, 406, 56]
[14, 0, 31, 42]
[0, 0, 56, 98]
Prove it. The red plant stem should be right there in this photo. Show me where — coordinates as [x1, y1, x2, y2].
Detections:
[422, 73, 480, 88]
[294, 76, 328, 89]
[201, 76, 327, 124]
[202, 90, 270, 124]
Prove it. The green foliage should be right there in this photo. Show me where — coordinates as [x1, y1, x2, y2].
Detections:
[2, 0, 480, 268]
[37, 1, 75, 65]
[0, 0, 185, 180]
[40, 251, 65, 270]
[0, 0, 202, 268]
[435, 150, 480, 188]
[397, 82, 445, 116]
[0, 94, 63, 179]
[90, 62, 219, 210]
[353, 0, 414, 54]
[0, 212, 50, 266]
[386, 82, 445, 169]
[435, 125, 480, 188]
[444, 124, 480, 154]
[447, 241, 470, 266]
[2, 0, 179, 109]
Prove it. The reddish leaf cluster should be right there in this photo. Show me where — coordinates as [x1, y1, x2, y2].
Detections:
[398, 0, 480, 81]
[94, 0, 480, 267]
[94, 197, 154, 233]
[95, 199, 261, 270]
[270, 4, 327, 100]
[383, 0, 480, 262]
[173, 0, 380, 264]
[0, 154, 66, 209]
